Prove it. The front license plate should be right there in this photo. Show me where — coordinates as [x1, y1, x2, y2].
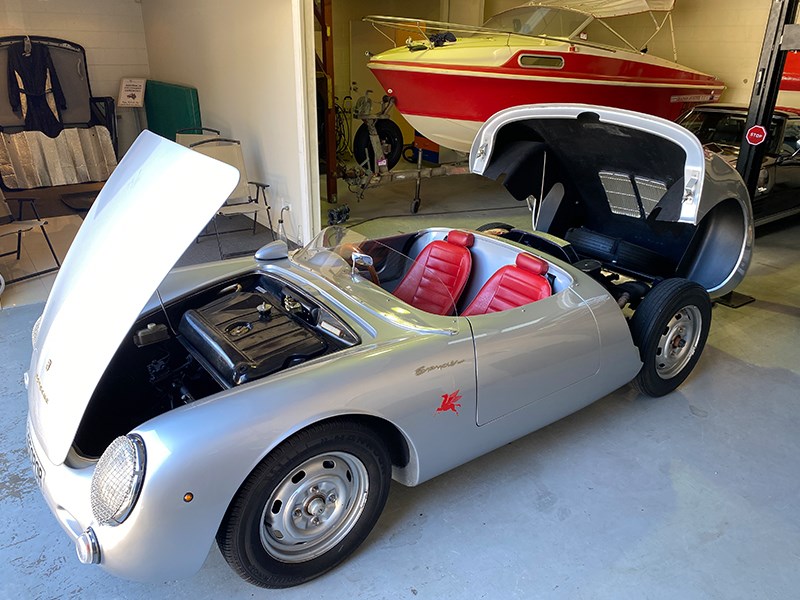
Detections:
[27, 430, 44, 488]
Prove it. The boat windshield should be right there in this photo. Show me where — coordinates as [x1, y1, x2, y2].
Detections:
[291, 226, 461, 334]
[482, 6, 592, 39]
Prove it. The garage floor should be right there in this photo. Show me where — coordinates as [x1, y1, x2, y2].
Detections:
[1, 173, 799, 599]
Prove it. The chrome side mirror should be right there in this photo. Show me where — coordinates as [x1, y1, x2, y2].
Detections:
[351, 252, 373, 278]
[254, 240, 289, 261]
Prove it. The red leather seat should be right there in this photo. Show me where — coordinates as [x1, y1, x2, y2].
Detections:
[462, 252, 551, 316]
[393, 230, 474, 315]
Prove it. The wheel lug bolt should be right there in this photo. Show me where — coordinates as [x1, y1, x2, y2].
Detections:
[293, 508, 302, 518]
[310, 486, 319, 494]
[311, 517, 320, 526]
[327, 493, 337, 504]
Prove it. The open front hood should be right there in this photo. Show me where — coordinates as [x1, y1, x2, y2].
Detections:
[470, 104, 706, 226]
[29, 131, 239, 465]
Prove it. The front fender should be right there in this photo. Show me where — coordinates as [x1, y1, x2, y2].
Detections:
[93, 331, 476, 581]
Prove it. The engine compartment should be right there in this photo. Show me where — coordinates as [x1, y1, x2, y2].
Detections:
[73, 271, 359, 458]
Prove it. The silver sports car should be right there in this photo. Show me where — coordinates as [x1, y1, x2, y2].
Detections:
[26, 105, 752, 588]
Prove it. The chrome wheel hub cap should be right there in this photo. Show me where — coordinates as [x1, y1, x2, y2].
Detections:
[260, 451, 369, 563]
[655, 305, 703, 379]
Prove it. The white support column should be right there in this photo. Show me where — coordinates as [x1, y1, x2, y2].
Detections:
[291, 0, 321, 244]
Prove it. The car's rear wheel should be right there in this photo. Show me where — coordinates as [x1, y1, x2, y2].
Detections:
[630, 278, 711, 397]
[217, 420, 391, 588]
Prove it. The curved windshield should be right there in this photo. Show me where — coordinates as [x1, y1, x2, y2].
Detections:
[483, 6, 592, 38]
[291, 227, 461, 333]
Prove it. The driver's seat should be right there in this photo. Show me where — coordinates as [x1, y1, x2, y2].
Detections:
[392, 230, 474, 315]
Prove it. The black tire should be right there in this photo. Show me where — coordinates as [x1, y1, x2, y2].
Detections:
[353, 120, 403, 171]
[630, 278, 711, 397]
[476, 222, 515, 233]
[217, 420, 391, 588]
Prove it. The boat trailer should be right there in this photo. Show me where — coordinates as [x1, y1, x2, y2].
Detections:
[333, 95, 469, 221]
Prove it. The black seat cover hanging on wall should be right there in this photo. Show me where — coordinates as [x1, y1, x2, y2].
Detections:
[7, 40, 67, 137]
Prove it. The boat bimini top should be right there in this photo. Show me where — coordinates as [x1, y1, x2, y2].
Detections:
[365, 0, 681, 59]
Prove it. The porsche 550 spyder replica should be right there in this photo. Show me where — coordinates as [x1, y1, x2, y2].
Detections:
[26, 105, 752, 588]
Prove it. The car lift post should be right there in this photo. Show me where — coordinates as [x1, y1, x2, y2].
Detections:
[736, 0, 800, 196]
[719, 0, 800, 309]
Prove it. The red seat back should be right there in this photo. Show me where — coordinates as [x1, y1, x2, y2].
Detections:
[462, 252, 551, 316]
[393, 231, 474, 315]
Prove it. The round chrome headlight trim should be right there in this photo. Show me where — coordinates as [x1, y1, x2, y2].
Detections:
[90, 434, 146, 526]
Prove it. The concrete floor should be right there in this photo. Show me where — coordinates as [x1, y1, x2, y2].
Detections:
[1, 172, 799, 599]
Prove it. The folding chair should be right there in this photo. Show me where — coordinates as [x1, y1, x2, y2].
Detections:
[175, 126, 222, 148]
[187, 137, 275, 259]
[0, 194, 61, 292]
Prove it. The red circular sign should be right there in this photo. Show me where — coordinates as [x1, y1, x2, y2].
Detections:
[746, 125, 767, 146]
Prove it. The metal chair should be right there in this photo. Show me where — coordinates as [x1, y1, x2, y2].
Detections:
[0, 194, 61, 294]
[175, 126, 222, 148]
[187, 136, 275, 259]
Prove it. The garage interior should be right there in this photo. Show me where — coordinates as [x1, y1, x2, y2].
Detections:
[1, 0, 799, 598]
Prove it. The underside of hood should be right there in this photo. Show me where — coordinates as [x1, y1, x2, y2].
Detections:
[29, 131, 239, 465]
[470, 104, 705, 226]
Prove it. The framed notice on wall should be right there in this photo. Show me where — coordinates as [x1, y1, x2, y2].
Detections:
[117, 78, 146, 108]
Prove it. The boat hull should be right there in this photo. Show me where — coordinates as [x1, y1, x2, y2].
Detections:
[369, 46, 724, 152]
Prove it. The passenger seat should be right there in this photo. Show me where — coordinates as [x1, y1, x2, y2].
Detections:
[462, 253, 551, 316]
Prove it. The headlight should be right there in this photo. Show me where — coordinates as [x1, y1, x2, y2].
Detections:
[90, 435, 146, 526]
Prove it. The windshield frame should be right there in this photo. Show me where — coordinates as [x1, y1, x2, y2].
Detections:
[482, 6, 593, 40]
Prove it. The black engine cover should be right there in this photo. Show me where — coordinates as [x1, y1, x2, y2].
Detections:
[179, 291, 328, 386]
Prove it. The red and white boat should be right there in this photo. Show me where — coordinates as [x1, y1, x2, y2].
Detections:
[366, 1, 724, 152]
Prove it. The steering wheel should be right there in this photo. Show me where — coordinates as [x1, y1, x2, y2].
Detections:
[336, 243, 380, 285]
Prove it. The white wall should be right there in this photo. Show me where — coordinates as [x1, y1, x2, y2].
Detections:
[669, 1, 770, 104]
[0, 0, 150, 151]
[0, 0, 149, 97]
[140, 0, 318, 244]
[334, 0, 439, 100]
[598, 2, 772, 104]
[440, 0, 485, 26]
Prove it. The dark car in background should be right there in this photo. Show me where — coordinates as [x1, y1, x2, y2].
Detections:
[678, 104, 800, 226]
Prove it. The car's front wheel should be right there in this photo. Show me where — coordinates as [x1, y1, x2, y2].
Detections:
[630, 278, 712, 397]
[217, 420, 391, 588]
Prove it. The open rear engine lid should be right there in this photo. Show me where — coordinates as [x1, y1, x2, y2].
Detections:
[470, 104, 706, 226]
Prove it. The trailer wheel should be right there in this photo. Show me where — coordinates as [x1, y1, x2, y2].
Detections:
[353, 120, 403, 172]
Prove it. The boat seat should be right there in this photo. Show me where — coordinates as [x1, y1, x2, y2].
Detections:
[462, 252, 551, 316]
[393, 230, 474, 315]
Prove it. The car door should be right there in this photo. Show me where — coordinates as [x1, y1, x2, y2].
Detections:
[763, 117, 800, 220]
[467, 287, 600, 426]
